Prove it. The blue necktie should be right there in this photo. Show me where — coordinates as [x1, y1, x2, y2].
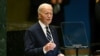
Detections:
[46, 27, 52, 41]
[45, 27, 56, 56]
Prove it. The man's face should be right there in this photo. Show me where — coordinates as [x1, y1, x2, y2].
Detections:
[39, 6, 53, 25]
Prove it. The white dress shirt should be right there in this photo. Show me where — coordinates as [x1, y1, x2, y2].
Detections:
[39, 20, 54, 42]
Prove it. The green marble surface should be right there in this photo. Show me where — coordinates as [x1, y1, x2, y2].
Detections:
[0, 0, 6, 56]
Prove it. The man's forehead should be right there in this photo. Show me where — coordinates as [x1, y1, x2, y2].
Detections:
[41, 6, 53, 12]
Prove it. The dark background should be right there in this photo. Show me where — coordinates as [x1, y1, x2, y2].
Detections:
[0, 0, 99, 56]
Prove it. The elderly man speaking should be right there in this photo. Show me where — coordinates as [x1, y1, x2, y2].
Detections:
[24, 3, 64, 56]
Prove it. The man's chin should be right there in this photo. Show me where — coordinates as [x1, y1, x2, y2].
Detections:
[47, 22, 51, 24]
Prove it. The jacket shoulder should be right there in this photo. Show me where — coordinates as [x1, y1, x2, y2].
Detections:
[27, 23, 40, 31]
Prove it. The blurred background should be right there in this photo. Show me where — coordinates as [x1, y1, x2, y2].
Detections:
[0, 0, 100, 56]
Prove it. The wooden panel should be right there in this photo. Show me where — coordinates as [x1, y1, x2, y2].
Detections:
[64, 48, 89, 56]
[7, 0, 34, 31]
[7, 0, 30, 23]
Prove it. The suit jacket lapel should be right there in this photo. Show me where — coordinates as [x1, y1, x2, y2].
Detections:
[36, 23, 49, 43]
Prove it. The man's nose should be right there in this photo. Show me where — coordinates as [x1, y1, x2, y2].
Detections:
[48, 14, 51, 18]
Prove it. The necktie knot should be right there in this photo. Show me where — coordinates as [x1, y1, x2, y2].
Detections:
[46, 26, 49, 30]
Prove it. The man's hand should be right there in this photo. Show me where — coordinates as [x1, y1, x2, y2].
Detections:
[43, 41, 56, 52]
[58, 53, 65, 56]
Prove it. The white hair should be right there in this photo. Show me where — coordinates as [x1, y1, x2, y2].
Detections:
[37, 3, 52, 13]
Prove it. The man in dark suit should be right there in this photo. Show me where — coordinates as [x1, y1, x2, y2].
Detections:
[24, 3, 64, 56]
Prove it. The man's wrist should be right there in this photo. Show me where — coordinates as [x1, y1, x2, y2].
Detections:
[43, 46, 47, 54]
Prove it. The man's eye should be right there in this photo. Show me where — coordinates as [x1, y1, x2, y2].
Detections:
[45, 13, 48, 14]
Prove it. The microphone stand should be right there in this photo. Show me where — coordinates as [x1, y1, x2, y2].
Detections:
[73, 44, 82, 56]
[73, 45, 88, 56]
[76, 48, 79, 56]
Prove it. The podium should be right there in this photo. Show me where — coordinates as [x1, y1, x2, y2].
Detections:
[61, 22, 89, 56]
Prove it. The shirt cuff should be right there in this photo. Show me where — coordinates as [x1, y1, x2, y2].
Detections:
[43, 47, 47, 54]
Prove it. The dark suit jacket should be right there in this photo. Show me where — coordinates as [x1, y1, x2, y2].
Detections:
[24, 22, 61, 56]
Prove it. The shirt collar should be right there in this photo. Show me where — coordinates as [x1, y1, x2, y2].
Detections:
[39, 20, 47, 29]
